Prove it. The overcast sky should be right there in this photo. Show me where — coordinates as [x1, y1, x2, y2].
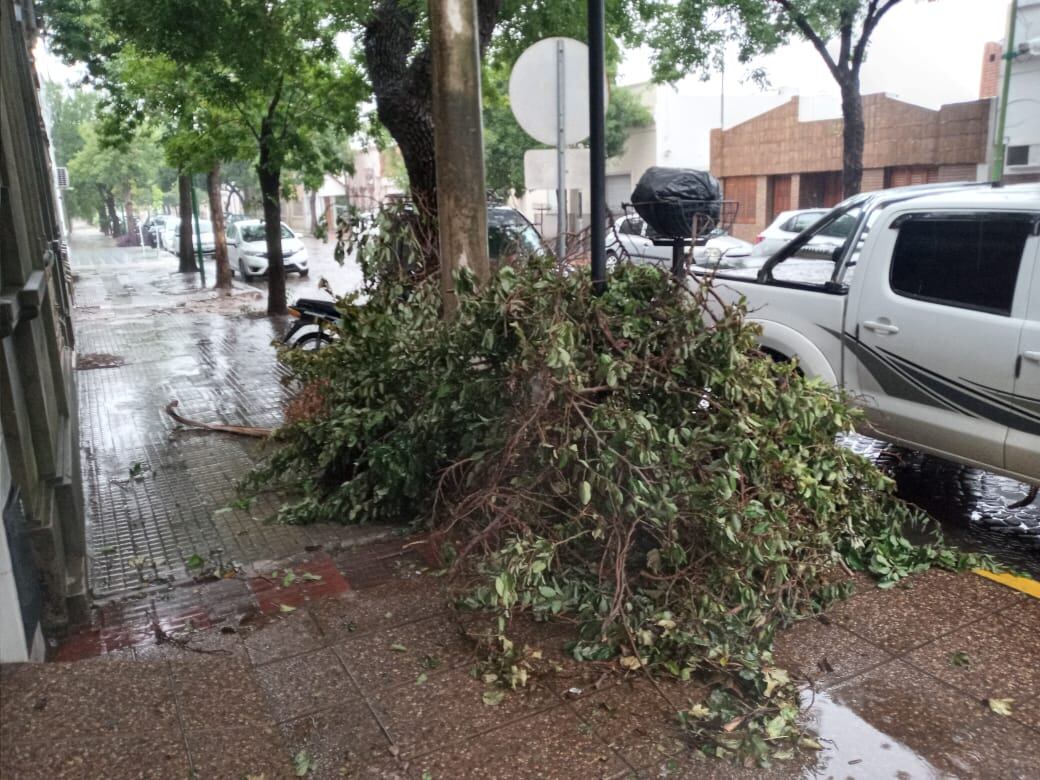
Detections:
[619, 0, 1011, 109]
[38, 0, 1010, 112]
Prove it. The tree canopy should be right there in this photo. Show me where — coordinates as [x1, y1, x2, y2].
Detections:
[644, 0, 907, 196]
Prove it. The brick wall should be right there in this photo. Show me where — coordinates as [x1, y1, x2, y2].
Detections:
[712, 94, 991, 179]
[979, 42, 1002, 99]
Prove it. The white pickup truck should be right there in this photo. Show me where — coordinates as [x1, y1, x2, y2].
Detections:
[700, 182, 1040, 486]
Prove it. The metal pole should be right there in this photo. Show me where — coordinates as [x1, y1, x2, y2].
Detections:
[556, 40, 567, 261]
[991, 0, 1018, 183]
[588, 0, 607, 294]
[189, 175, 206, 286]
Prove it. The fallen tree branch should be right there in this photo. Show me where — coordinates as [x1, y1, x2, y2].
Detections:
[165, 400, 272, 438]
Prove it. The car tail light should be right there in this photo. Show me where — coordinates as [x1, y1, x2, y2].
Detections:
[754, 235, 764, 244]
[287, 307, 300, 318]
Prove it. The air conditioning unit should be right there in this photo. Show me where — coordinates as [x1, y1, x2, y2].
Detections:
[1017, 37, 1040, 58]
[55, 166, 69, 188]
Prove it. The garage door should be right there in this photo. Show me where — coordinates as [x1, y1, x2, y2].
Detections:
[606, 174, 632, 213]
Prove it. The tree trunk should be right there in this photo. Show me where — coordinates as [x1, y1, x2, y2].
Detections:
[208, 163, 233, 290]
[308, 189, 318, 235]
[96, 186, 110, 235]
[105, 189, 122, 236]
[124, 194, 137, 245]
[258, 124, 287, 315]
[839, 73, 865, 198]
[177, 174, 197, 273]
[363, 0, 502, 272]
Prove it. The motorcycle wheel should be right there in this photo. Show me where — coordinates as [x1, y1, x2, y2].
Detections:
[294, 331, 334, 351]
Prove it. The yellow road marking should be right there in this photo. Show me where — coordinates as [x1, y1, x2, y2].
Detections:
[973, 569, 1040, 599]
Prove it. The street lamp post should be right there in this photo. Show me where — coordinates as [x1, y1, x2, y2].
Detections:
[587, 0, 606, 295]
[991, 0, 1019, 183]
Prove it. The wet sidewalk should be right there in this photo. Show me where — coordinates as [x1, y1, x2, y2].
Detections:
[3, 538, 1038, 779]
[4, 230, 1037, 778]
[69, 230, 381, 596]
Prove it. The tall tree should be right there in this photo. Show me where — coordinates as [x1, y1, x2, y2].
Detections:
[66, 122, 164, 239]
[350, 0, 646, 268]
[645, 0, 906, 198]
[43, 0, 365, 313]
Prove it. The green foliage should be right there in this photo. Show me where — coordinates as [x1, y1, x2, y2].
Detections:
[642, 0, 890, 82]
[252, 255, 982, 762]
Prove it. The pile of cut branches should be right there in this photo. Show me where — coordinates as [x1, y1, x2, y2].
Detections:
[251, 258, 979, 764]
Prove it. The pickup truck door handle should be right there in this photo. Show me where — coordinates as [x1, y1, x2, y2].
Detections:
[863, 319, 900, 335]
[1023, 351, 1040, 363]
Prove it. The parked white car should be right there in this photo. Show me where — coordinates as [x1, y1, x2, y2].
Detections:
[162, 218, 216, 256]
[226, 219, 309, 280]
[700, 182, 1040, 486]
[752, 208, 859, 260]
[160, 217, 180, 253]
[607, 215, 751, 269]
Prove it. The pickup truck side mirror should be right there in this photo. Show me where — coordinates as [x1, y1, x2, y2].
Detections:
[830, 245, 844, 264]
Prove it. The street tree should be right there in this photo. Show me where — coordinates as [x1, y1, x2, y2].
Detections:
[66, 121, 164, 239]
[645, 0, 908, 198]
[354, 0, 648, 270]
[43, 0, 365, 314]
[42, 81, 102, 229]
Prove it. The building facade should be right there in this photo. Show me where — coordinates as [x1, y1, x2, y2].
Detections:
[1, 0, 86, 661]
[982, 0, 1040, 183]
[709, 93, 993, 241]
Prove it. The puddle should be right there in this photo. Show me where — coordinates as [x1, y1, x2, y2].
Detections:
[801, 690, 944, 779]
[842, 435, 1040, 577]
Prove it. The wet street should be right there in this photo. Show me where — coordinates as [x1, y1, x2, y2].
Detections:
[846, 436, 1040, 576]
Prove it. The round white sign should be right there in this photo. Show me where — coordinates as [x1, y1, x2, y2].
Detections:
[508, 37, 607, 146]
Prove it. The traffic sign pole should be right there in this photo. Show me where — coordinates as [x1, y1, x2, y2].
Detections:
[556, 40, 567, 261]
[588, 0, 607, 294]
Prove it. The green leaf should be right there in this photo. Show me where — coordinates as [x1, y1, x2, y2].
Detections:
[416, 672, 428, 685]
[579, 480, 592, 506]
[282, 570, 297, 587]
[482, 689, 505, 706]
[988, 698, 1014, 716]
[292, 750, 312, 776]
[300, 572, 322, 582]
[389, 643, 408, 653]
[278, 604, 297, 613]
[185, 554, 204, 570]
[949, 650, 971, 668]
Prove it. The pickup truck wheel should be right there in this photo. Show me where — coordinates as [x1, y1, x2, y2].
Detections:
[760, 347, 804, 377]
[606, 250, 619, 270]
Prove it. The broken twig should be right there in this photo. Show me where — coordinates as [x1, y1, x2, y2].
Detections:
[165, 400, 271, 438]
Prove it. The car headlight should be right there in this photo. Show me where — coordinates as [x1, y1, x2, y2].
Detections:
[705, 247, 722, 263]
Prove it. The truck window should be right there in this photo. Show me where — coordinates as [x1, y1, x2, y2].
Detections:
[889, 215, 1032, 316]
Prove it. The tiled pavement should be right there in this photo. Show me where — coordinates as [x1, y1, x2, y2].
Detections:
[3, 538, 1039, 779]
[6, 230, 1038, 778]
[69, 230, 379, 595]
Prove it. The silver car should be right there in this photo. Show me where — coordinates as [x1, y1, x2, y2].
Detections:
[606, 215, 751, 269]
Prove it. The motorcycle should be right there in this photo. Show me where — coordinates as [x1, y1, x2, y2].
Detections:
[283, 297, 342, 350]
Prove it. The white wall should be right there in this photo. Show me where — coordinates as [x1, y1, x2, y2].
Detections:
[1003, 0, 1040, 171]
